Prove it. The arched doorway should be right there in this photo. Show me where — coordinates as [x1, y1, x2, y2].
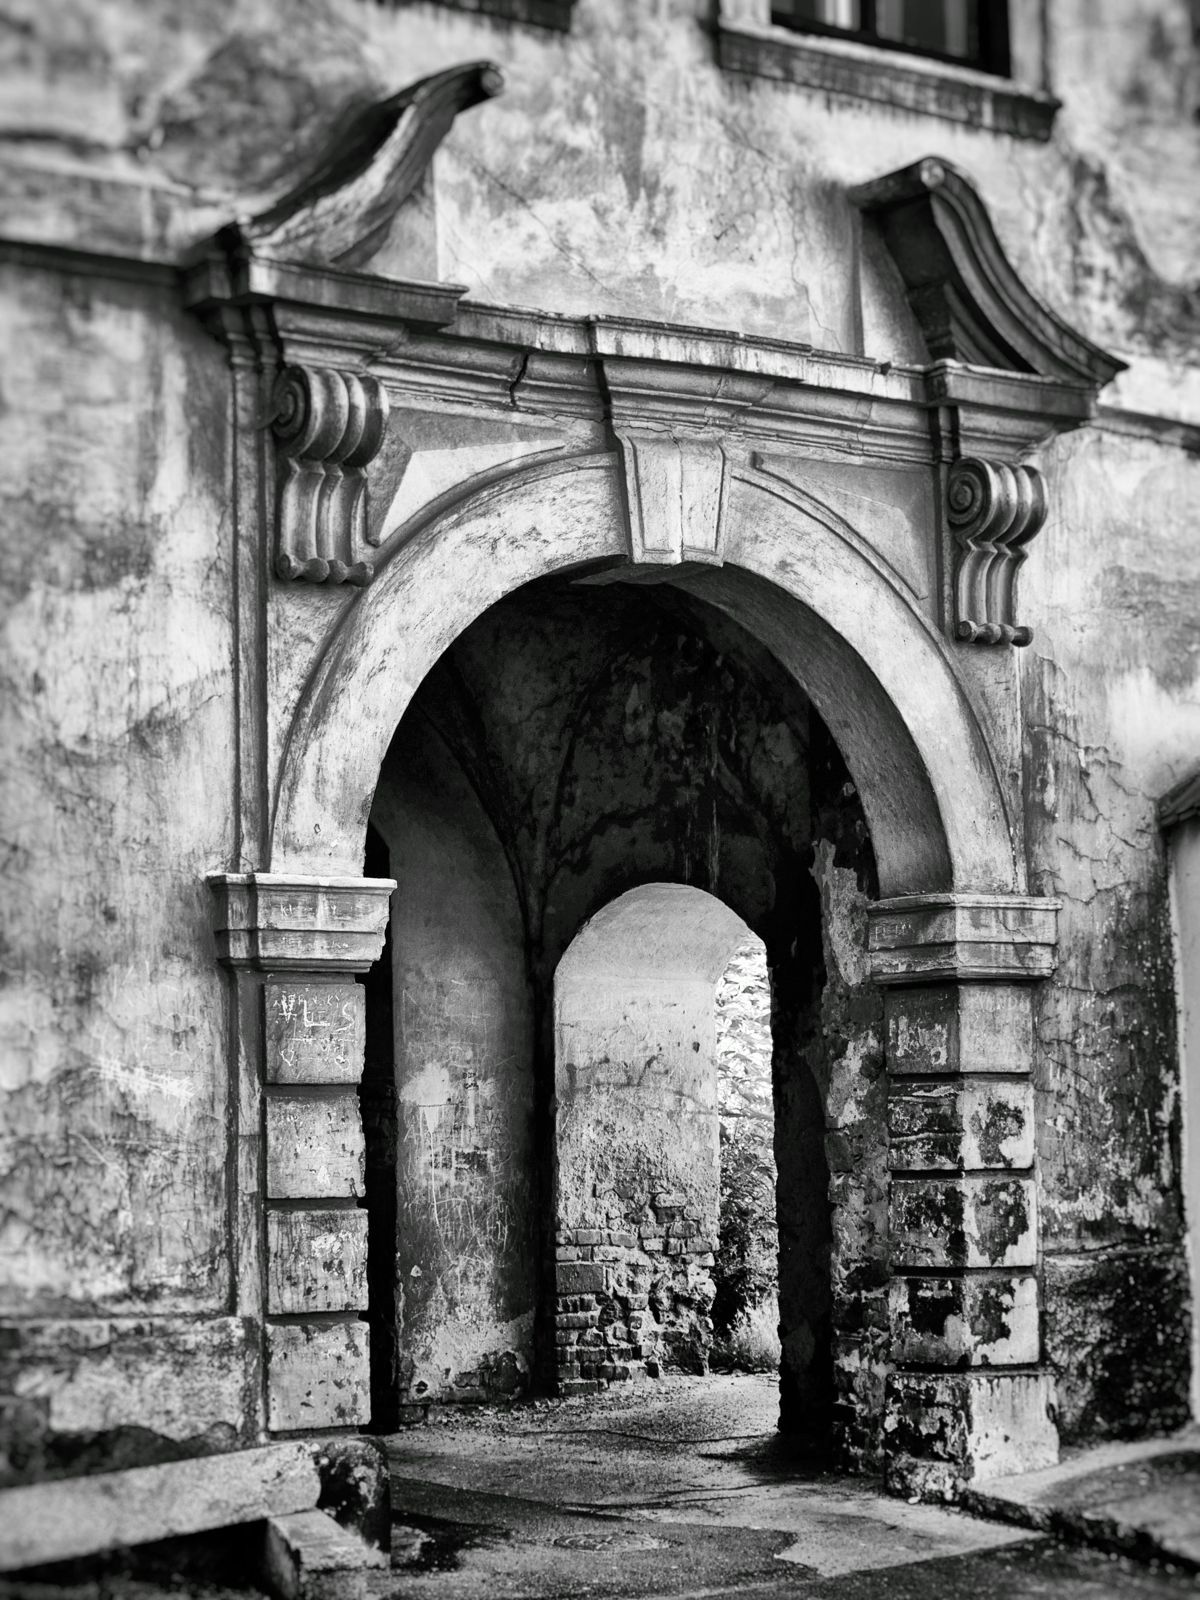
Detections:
[360, 570, 878, 1450]
[552, 886, 781, 1390]
[228, 452, 1056, 1490]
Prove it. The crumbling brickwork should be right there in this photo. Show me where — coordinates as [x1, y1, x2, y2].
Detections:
[555, 1200, 719, 1392]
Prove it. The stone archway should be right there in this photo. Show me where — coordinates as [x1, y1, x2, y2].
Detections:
[269, 455, 1014, 895]
[552, 886, 785, 1396]
[212, 451, 1059, 1492]
[553, 889, 819, 1414]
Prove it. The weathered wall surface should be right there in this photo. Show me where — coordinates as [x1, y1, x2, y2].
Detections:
[1167, 814, 1200, 1421]
[1028, 425, 1200, 1442]
[2, 1, 1195, 393]
[370, 716, 537, 1407]
[0, 259, 244, 1480]
[0, 0, 1197, 1475]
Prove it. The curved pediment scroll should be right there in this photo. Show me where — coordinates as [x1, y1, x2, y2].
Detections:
[850, 158, 1126, 388]
[231, 60, 504, 272]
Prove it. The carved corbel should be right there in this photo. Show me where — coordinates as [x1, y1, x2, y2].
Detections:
[269, 364, 390, 585]
[615, 429, 730, 568]
[947, 457, 1047, 646]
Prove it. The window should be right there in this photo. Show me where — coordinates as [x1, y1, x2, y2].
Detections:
[771, 0, 1010, 76]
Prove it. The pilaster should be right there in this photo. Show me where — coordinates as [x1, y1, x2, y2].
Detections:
[210, 873, 393, 1435]
[868, 892, 1060, 1493]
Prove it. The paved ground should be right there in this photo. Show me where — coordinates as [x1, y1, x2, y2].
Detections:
[378, 1374, 1198, 1597]
[5, 1377, 1195, 1598]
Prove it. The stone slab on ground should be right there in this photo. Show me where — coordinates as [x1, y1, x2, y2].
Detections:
[963, 1430, 1200, 1575]
[263, 1508, 387, 1600]
[0, 1443, 321, 1572]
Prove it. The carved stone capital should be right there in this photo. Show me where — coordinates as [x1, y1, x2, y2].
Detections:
[269, 365, 390, 586]
[947, 456, 1047, 646]
[614, 428, 730, 567]
[209, 873, 394, 971]
[867, 893, 1059, 985]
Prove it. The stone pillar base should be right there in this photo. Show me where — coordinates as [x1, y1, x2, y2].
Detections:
[884, 1370, 1059, 1496]
[210, 872, 393, 1435]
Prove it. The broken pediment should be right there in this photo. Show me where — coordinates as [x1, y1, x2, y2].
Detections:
[850, 158, 1126, 388]
[229, 60, 503, 272]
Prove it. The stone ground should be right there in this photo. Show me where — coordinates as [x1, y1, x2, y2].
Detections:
[4, 1376, 1196, 1599]
[376, 1375, 1197, 1598]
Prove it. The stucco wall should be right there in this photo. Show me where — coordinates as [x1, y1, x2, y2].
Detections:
[0, 259, 246, 1481]
[370, 720, 538, 1406]
[1031, 425, 1200, 1441]
[0, 0, 1197, 1476]
[3, 2, 1197, 380]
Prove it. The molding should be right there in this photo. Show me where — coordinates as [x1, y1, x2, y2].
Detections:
[716, 25, 1059, 141]
[1094, 405, 1200, 456]
[370, 0, 576, 26]
[947, 456, 1047, 646]
[183, 242, 467, 355]
[867, 893, 1060, 985]
[209, 873, 395, 972]
[235, 61, 503, 272]
[269, 365, 389, 585]
[850, 159, 1126, 388]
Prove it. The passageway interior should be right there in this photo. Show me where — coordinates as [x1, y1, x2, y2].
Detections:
[552, 883, 777, 1388]
[360, 573, 883, 1453]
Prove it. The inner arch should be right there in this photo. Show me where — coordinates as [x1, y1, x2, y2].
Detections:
[554, 885, 763, 1381]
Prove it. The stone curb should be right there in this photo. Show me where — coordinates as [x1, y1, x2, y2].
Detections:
[961, 1435, 1200, 1578]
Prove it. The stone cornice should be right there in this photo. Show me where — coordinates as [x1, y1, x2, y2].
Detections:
[209, 873, 395, 971]
[867, 894, 1060, 985]
[0, 235, 1123, 466]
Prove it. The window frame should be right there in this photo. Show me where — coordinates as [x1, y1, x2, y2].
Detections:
[769, 2, 1011, 78]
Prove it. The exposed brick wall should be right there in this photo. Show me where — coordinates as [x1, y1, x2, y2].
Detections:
[556, 1200, 718, 1392]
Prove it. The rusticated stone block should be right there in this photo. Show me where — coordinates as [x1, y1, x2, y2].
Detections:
[266, 983, 365, 1084]
[267, 1210, 368, 1313]
[888, 1079, 1034, 1171]
[889, 1177, 1037, 1268]
[267, 1323, 370, 1431]
[884, 1370, 1058, 1493]
[884, 985, 1033, 1076]
[889, 1273, 1039, 1366]
[266, 1095, 365, 1199]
